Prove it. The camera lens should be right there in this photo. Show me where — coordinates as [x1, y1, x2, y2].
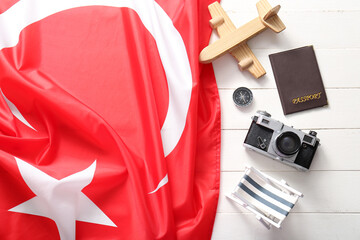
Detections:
[276, 132, 301, 155]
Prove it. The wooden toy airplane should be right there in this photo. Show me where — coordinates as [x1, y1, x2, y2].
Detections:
[199, 0, 286, 79]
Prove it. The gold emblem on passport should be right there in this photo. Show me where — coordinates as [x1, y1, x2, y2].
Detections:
[292, 92, 322, 104]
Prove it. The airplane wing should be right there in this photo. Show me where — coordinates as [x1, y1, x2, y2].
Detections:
[207, 2, 266, 78]
[208, 2, 236, 37]
[230, 44, 266, 79]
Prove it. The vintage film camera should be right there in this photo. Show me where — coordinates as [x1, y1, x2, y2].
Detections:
[243, 111, 320, 171]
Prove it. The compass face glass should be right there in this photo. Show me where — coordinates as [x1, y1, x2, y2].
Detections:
[233, 87, 253, 107]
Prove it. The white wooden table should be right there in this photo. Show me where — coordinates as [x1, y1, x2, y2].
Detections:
[210, 0, 360, 239]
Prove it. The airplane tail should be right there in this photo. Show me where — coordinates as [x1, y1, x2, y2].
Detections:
[256, 0, 286, 33]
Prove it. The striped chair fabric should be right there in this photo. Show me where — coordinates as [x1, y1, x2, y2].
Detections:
[228, 167, 303, 229]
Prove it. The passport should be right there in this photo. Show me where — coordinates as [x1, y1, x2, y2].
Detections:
[269, 46, 328, 115]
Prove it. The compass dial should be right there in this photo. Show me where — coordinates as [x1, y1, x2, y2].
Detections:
[233, 87, 253, 107]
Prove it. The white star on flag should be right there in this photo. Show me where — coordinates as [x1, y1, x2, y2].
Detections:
[9, 157, 116, 240]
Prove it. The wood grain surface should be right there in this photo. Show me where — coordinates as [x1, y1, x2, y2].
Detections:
[210, 0, 360, 239]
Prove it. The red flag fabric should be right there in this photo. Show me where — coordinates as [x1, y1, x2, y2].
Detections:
[0, 0, 220, 239]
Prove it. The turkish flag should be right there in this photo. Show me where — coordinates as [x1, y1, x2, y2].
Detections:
[0, 0, 220, 239]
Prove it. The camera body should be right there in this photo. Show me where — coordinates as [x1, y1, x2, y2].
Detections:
[244, 111, 320, 171]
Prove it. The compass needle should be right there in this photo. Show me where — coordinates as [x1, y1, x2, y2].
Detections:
[233, 87, 253, 107]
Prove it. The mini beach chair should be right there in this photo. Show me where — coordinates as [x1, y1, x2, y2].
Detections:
[227, 166, 303, 229]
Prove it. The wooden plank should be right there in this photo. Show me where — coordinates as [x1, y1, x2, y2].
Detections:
[217, 171, 360, 213]
[212, 213, 360, 240]
[281, 0, 360, 11]
[212, 0, 360, 239]
[209, 12, 360, 49]
[221, 129, 360, 171]
[219, 0, 360, 12]
[250, 12, 360, 49]
[219, 89, 360, 129]
[213, 49, 360, 89]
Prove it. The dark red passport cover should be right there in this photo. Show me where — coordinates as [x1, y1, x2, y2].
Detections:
[269, 46, 328, 115]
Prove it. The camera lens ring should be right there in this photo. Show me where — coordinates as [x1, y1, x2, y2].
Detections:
[276, 132, 301, 156]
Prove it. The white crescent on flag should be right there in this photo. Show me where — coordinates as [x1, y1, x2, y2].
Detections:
[0, 0, 193, 193]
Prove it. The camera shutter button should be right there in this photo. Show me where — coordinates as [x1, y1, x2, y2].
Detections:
[309, 131, 317, 137]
